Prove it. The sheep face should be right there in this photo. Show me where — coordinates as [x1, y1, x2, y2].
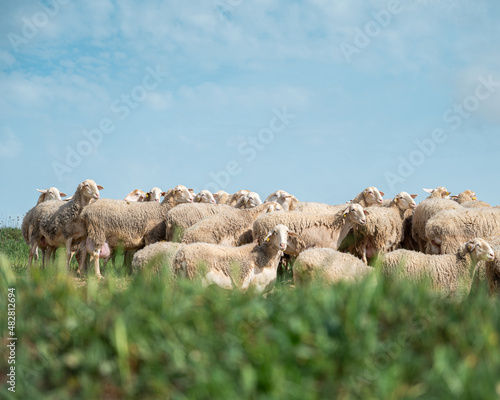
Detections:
[194, 190, 216, 204]
[264, 202, 283, 213]
[213, 190, 229, 203]
[37, 187, 66, 201]
[244, 192, 262, 208]
[343, 204, 368, 225]
[466, 238, 495, 262]
[363, 187, 384, 205]
[80, 179, 103, 200]
[395, 192, 417, 211]
[263, 224, 298, 251]
[173, 185, 194, 204]
[424, 186, 450, 199]
[147, 187, 164, 202]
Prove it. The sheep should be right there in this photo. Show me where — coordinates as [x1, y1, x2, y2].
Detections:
[451, 190, 477, 204]
[124, 189, 147, 202]
[36, 187, 67, 204]
[425, 207, 500, 255]
[294, 186, 384, 214]
[145, 187, 166, 202]
[82, 184, 194, 278]
[36, 179, 103, 269]
[379, 238, 495, 298]
[181, 202, 283, 247]
[484, 245, 500, 295]
[173, 224, 298, 293]
[131, 241, 184, 275]
[293, 248, 373, 286]
[226, 189, 250, 206]
[264, 190, 300, 211]
[213, 190, 230, 204]
[411, 187, 461, 252]
[348, 192, 417, 263]
[22, 187, 68, 265]
[461, 200, 492, 208]
[193, 190, 216, 204]
[165, 202, 233, 242]
[252, 203, 369, 257]
[234, 191, 262, 209]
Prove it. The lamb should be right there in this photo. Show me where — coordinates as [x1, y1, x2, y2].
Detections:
[411, 186, 461, 252]
[193, 190, 216, 204]
[165, 202, 233, 242]
[181, 202, 283, 246]
[379, 238, 495, 298]
[234, 191, 262, 209]
[131, 241, 184, 275]
[213, 190, 230, 204]
[82, 184, 194, 277]
[252, 203, 369, 257]
[173, 224, 298, 293]
[124, 189, 147, 202]
[293, 248, 373, 286]
[22, 187, 68, 265]
[264, 190, 300, 211]
[425, 207, 500, 255]
[37, 179, 103, 269]
[348, 192, 417, 263]
[145, 187, 166, 202]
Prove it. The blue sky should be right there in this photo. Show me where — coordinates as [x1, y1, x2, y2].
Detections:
[1, 0, 500, 223]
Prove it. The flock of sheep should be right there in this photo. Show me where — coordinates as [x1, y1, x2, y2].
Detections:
[21, 181, 500, 297]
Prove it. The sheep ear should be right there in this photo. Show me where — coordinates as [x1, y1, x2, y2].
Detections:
[188, 188, 194, 192]
[36, 189, 47, 193]
[146, 193, 151, 198]
[410, 194, 417, 199]
[287, 230, 299, 237]
[264, 231, 273, 242]
[467, 241, 477, 252]
[161, 192, 166, 197]
[423, 188, 433, 193]
[363, 210, 370, 216]
[97, 185, 104, 190]
[59, 192, 67, 198]
[379, 191, 385, 197]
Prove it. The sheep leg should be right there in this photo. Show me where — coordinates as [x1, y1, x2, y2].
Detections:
[65, 238, 74, 272]
[361, 247, 368, 264]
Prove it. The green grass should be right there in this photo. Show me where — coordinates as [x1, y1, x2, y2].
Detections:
[1, 228, 500, 399]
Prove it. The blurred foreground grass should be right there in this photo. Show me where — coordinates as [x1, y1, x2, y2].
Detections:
[1, 228, 500, 400]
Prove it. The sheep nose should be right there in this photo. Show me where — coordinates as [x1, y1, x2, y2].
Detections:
[94, 193, 100, 199]
[279, 243, 286, 250]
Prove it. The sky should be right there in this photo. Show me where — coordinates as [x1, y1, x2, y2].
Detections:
[1, 0, 499, 224]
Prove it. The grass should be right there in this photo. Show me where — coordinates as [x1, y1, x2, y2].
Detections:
[1, 227, 500, 399]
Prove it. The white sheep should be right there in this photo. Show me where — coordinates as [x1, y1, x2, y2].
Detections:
[293, 248, 373, 286]
[193, 190, 216, 204]
[36, 187, 67, 204]
[234, 191, 262, 209]
[174, 224, 298, 293]
[124, 189, 147, 202]
[252, 203, 369, 257]
[213, 190, 230, 204]
[82, 184, 194, 278]
[264, 190, 300, 211]
[131, 241, 184, 276]
[145, 187, 166, 202]
[379, 238, 495, 298]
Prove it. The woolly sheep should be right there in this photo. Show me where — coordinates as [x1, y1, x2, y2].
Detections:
[213, 190, 230, 204]
[165, 202, 233, 242]
[37, 179, 103, 269]
[349, 192, 417, 263]
[411, 187, 461, 252]
[234, 191, 262, 209]
[226, 190, 250, 206]
[82, 184, 194, 277]
[350, 186, 385, 207]
[379, 238, 495, 298]
[181, 202, 283, 246]
[174, 224, 298, 293]
[124, 189, 147, 202]
[423, 186, 451, 199]
[36, 187, 67, 204]
[131, 241, 184, 275]
[252, 203, 369, 257]
[194, 190, 216, 204]
[145, 187, 166, 202]
[450, 190, 477, 204]
[425, 208, 500, 255]
[293, 248, 373, 286]
[265, 190, 300, 211]
[461, 200, 492, 209]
